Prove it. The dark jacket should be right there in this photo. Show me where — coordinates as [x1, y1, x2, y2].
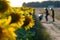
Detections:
[45, 9, 49, 15]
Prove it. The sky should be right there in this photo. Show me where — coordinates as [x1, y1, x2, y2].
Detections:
[8, 0, 47, 7]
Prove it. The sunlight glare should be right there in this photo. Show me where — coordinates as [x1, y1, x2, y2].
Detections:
[8, 0, 47, 7]
[9, 0, 23, 7]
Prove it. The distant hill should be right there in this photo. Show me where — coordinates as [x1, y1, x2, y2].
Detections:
[22, 1, 60, 8]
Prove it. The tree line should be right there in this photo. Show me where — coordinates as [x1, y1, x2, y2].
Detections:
[22, 1, 60, 8]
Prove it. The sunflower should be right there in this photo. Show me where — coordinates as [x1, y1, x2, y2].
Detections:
[0, 16, 17, 40]
[6, 27, 17, 40]
[9, 12, 25, 28]
[0, 26, 17, 40]
[24, 11, 29, 16]
[0, 1, 10, 14]
[23, 15, 34, 30]
[14, 8, 21, 13]
[24, 8, 34, 15]
[0, 16, 11, 28]
[30, 8, 34, 14]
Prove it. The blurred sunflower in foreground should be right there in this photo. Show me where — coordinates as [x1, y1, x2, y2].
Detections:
[0, 1, 10, 15]
[0, 1, 35, 39]
[23, 15, 34, 30]
[0, 26, 17, 40]
[9, 12, 25, 28]
[0, 16, 11, 27]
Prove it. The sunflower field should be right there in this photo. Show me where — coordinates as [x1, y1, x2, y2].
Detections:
[0, 0, 51, 40]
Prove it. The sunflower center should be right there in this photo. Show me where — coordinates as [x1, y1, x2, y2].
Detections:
[0, 1, 9, 13]
[10, 13, 20, 23]
[0, 3, 4, 10]
[23, 17, 31, 26]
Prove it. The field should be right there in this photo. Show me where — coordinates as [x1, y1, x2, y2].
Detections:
[35, 8, 60, 20]
[35, 8, 60, 40]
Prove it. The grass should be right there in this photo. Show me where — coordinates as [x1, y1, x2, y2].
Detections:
[55, 13, 60, 20]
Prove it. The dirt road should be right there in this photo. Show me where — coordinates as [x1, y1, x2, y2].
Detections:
[35, 8, 60, 40]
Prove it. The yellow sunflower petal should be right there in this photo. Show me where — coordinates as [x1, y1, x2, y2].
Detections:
[23, 15, 35, 30]
[9, 12, 25, 29]
[2, 27, 17, 40]
[5, 16, 11, 25]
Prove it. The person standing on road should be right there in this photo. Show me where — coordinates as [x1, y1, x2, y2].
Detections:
[44, 8, 49, 22]
[51, 8, 55, 22]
